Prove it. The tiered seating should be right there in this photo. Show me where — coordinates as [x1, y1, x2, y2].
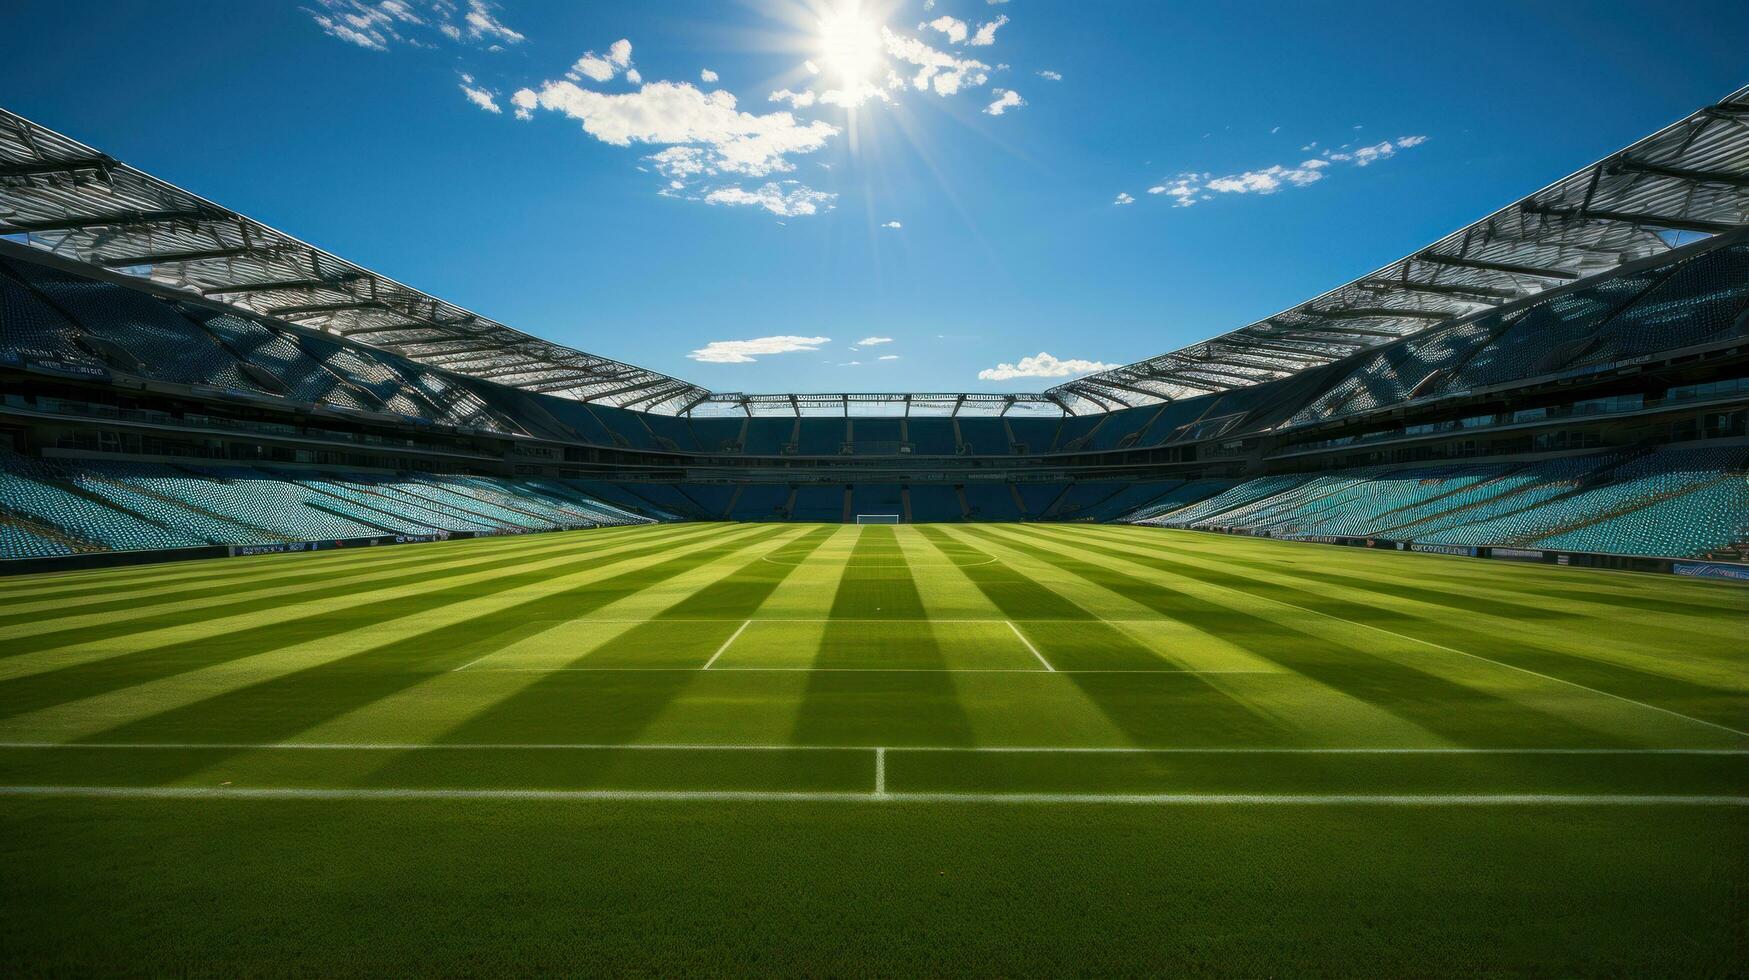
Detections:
[962, 483, 1021, 521]
[1436, 268, 1668, 393]
[0, 452, 204, 551]
[741, 420, 793, 455]
[1533, 475, 1748, 557]
[0, 264, 108, 375]
[1072, 481, 1186, 523]
[727, 485, 790, 521]
[904, 419, 958, 456]
[1046, 482, 1129, 520]
[955, 419, 1009, 455]
[640, 413, 701, 453]
[1572, 243, 1749, 366]
[0, 520, 73, 559]
[675, 484, 736, 519]
[795, 420, 845, 456]
[789, 485, 844, 521]
[905, 485, 963, 522]
[1143, 476, 1311, 527]
[182, 309, 369, 410]
[1121, 480, 1234, 521]
[1014, 482, 1067, 518]
[9, 262, 265, 393]
[1004, 418, 1060, 454]
[850, 484, 903, 517]
[688, 419, 744, 453]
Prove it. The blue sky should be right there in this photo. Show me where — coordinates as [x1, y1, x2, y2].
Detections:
[1, 1, 1745, 394]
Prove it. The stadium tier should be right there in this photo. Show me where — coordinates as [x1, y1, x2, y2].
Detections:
[1, 97, 1747, 574]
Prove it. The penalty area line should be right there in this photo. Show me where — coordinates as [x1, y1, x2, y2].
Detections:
[702, 619, 753, 670]
[0, 785, 1741, 806]
[1007, 620, 1055, 671]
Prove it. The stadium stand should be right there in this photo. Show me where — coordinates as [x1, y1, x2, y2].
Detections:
[1, 94, 1745, 571]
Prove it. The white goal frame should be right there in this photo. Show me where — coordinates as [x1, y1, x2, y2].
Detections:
[855, 514, 901, 525]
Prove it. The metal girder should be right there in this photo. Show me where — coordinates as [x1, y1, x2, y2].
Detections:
[97, 245, 279, 267]
[1519, 203, 1742, 236]
[268, 300, 385, 318]
[200, 274, 364, 296]
[1610, 158, 1749, 188]
[0, 155, 113, 177]
[1360, 279, 1520, 301]
[1307, 306, 1454, 322]
[1414, 252, 1582, 280]
[0, 207, 221, 234]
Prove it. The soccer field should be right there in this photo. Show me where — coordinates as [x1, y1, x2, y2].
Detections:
[1, 522, 1744, 974]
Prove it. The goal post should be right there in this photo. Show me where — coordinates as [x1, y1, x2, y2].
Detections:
[855, 514, 901, 525]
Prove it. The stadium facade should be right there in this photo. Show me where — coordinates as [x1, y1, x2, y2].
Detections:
[1, 89, 1746, 574]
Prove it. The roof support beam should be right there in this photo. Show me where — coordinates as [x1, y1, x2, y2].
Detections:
[1359, 279, 1520, 301]
[1308, 306, 1454, 322]
[0, 208, 220, 234]
[1609, 158, 1749, 188]
[269, 300, 385, 317]
[1520, 203, 1742, 236]
[200, 274, 364, 296]
[96, 245, 273, 268]
[0, 156, 114, 178]
[1415, 253, 1581, 280]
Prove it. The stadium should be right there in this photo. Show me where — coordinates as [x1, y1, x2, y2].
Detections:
[0, 9, 1746, 975]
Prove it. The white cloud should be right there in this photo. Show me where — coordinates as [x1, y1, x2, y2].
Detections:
[883, 28, 990, 96]
[703, 182, 836, 217]
[1143, 135, 1427, 209]
[689, 335, 831, 363]
[1205, 162, 1326, 194]
[463, 0, 523, 44]
[978, 352, 1116, 381]
[1113, 192, 1135, 205]
[306, 0, 523, 50]
[879, 354, 900, 360]
[1037, 69, 1063, 81]
[769, 88, 817, 109]
[458, 76, 501, 113]
[513, 79, 838, 178]
[881, 221, 902, 229]
[570, 38, 634, 83]
[841, 360, 862, 366]
[926, 15, 968, 44]
[984, 88, 1025, 115]
[858, 336, 894, 345]
[700, 68, 719, 83]
[968, 15, 1008, 46]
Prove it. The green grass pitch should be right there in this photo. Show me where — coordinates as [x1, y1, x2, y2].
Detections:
[1, 522, 1744, 975]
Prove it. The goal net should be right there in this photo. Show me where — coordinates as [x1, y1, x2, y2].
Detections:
[855, 514, 901, 525]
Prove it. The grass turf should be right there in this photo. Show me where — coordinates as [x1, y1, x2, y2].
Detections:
[0, 522, 1744, 975]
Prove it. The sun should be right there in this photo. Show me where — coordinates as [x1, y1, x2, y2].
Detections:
[817, 3, 884, 86]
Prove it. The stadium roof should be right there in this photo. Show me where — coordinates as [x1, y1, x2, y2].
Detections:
[1051, 85, 1749, 412]
[2, 86, 1746, 417]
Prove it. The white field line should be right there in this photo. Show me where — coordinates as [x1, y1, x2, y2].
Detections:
[1006, 620, 1055, 672]
[0, 785, 1740, 806]
[1010, 528, 1749, 739]
[457, 667, 1270, 674]
[874, 747, 886, 796]
[1, 742, 1739, 755]
[1270, 596, 1749, 738]
[701, 619, 753, 670]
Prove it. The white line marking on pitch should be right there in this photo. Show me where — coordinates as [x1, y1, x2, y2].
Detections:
[1006, 620, 1055, 671]
[1007, 528, 1749, 739]
[451, 652, 498, 672]
[874, 747, 886, 796]
[457, 666, 1269, 674]
[702, 619, 752, 669]
[4, 742, 1736, 755]
[0, 786, 1739, 806]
